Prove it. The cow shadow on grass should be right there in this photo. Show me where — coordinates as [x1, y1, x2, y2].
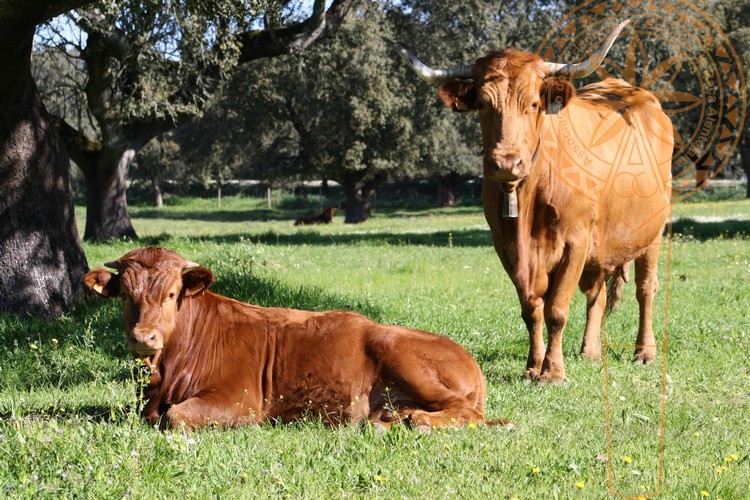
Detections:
[669, 218, 750, 240]
[132, 208, 295, 222]
[137, 227, 492, 249]
[0, 270, 388, 425]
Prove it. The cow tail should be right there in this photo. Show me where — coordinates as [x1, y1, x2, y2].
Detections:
[605, 273, 625, 315]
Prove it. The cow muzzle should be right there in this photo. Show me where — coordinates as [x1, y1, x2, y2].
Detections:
[128, 328, 164, 356]
[484, 154, 527, 184]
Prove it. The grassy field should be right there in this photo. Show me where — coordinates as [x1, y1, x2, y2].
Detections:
[1, 192, 749, 498]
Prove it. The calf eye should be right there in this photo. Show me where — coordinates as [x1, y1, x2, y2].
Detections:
[168, 292, 176, 300]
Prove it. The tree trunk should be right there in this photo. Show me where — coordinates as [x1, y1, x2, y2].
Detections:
[151, 175, 163, 208]
[438, 176, 456, 207]
[343, 184, 373, 223]
[740, 135, 750, 198]
[81, 147, 138, 241]
[0, 28, 88, 317]
[437, 172, 469, 207]
[341, 172, 387, 223]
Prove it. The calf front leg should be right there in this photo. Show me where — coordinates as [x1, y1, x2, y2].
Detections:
[166, 396, 260, 430]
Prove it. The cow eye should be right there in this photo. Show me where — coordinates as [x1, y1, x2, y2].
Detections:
[167, 292, 176, 301]
[528, 103, 540, 113]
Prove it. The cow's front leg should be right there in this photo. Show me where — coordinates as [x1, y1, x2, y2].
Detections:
[579, 272, 605, 361]
[166, 396, 260, 430]
[521, 300, 545, 380]
[633, 240, 660, 364]
[539, 242, 589, 382]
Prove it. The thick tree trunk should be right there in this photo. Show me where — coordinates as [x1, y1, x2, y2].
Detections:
[81, 147, 137, 241]
[341, 172, 387, 223]
[343, 184, 374, 223]
[0, 28, 88, 317]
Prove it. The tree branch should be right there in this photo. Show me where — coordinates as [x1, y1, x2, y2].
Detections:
[51, 116, 101, 174]
[237, 0, 354, 62]
[0, 0, 96, 27]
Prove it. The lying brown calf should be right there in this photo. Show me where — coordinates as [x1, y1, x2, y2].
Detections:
[85, 247, 503, 430]
[294, 206, 335, 225]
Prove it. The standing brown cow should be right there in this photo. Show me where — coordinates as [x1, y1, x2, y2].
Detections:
[85, 247, 507, 430]
[387, 21, 672, 382]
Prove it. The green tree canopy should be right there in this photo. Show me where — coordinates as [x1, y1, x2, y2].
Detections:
[34, 0, 353, 240]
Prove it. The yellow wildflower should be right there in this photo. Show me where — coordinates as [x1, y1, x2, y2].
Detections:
[374, 475, 387, 482]
[575, 480, 585, 489]
[623, 455, 633, 464]
[700, 491, 710, 497]
[531, 467, 540, 474]
[468, 423, 477, 429]
[729, 454, 739, 461]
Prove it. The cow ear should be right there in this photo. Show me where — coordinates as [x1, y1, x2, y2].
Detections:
[539, 78, 576, 115]
[182, 267, 215, 297]
[438, 79, 479, 112]
[540, 79, 576, 113]
[84, 269, 120, 298]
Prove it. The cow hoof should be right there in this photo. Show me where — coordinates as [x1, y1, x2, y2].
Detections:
[633, 349, 656, 364]
[535, 371, 567, 384]
[522, 368, 540, 381]
[372, 422, 391, 434]
[416, 424, 433, 434]
[580, 349, 602, 362]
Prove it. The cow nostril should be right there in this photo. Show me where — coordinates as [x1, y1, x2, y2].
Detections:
[499, 155, 522, 169]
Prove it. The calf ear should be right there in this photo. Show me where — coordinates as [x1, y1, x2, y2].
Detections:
[540, 79, 576, 113]
[182, 267, 215, 297]
[438, 80, 479, 112]
[84, 269, 119, 298]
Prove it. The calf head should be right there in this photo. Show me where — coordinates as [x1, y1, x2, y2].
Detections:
[84, 247, 214, 367]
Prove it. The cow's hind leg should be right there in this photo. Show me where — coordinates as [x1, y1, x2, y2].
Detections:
[405, 405, 486, 431]
[633, 241, 660, 364]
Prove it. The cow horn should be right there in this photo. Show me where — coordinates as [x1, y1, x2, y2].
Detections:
[382, 37, 474, 84]
[184, 261, 200, 269]
[104, 260, 120, 269]
[541, 19, 630, 78]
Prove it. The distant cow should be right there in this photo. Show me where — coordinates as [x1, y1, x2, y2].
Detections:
[388, 20, 672, 382]
[85, 247, 504, 430]
[294, 207, 336, 225]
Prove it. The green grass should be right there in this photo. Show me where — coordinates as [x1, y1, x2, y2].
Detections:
[2, 193, 749, 498]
